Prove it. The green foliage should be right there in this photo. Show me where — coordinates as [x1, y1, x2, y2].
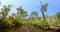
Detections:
[30, 11, 38, 22]
[0, 16, 24, 29]
[0, 3, 59, 32]
[40, 3, 48, 20]
[17, 6, 28, 19]
[30, 20, 49, 27]
[39, 20, 49, 27]
[0, 18, 10, 29]
[0, 18, 3, 24]
[56, 12, 60, 19]
[13, 18, 23, 27]
[30, 11, 38, 17]
[0, 5, 11, 19]
[0, 6, 27, 29]
[41, 3, 48, 12]
[55, 12, 60, 25]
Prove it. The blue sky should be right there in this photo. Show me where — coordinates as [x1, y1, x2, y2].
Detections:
[0, 0, 60, 16]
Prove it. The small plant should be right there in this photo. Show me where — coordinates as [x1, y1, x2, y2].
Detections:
[13, 18, 23, 27]
[30, 20, 50, 28]
[40, 20, 50, 27]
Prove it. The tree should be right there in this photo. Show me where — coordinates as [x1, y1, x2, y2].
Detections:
[30, 11, 38, 22]
[30, 11, 38, 17]
[0, 5, 11, 18]
[17, 6, 28, 19]
[56, 12, 60, 19]
[0, 5, 13, 29]
[56, 12, 60, 22]
[40, 1, 48, 20]
[54, 12, 60, 26]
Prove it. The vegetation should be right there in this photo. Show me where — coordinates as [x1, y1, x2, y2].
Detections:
[0, 1, 59, 32]
[17, 6, 28, 19]
[30, 11, 38, 22]
[56, 12, 60, 20]
[40, 1, 48, 20]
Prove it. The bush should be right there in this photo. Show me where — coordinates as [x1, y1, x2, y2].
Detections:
[12, 18, 23, 27]
[30, 20, 50, 27]
[0, 17, 23, 29]
[0, 18, 10, 29]
[39, 20, 50, 27]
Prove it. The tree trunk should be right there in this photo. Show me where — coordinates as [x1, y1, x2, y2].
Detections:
[41, 10, 46, 20]
[40, 1, 46, 20]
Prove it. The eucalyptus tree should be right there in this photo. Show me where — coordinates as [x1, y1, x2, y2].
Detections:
[40, 1, 48, 20]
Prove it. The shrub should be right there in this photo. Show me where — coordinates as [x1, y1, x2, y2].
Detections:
[30, 20, 50, 27]
[0, 18, 10, 29]
[39, 20, 50, 27]
[13, 18, 23, 27]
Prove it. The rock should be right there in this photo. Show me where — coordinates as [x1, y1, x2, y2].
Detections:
[54, 27, 60, 32]
[55, 28, 60, 32]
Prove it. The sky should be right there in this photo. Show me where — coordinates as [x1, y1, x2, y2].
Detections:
[0, 0, 60, 16]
